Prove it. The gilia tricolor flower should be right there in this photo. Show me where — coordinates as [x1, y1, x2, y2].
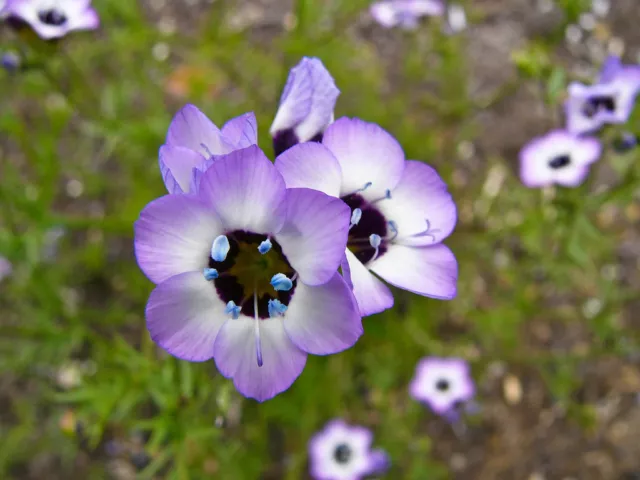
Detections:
[565, 56, 640, 135]
[5, 0, 99, 39]
[159, 104, 257, 194]
[370, 0, 444, 30]
[519, 130, 602, 188]
[308, 420, 389, 480]
[275, 117, 457, 316]
[270, 57, 339, 157]
[135, 145, 362, 401]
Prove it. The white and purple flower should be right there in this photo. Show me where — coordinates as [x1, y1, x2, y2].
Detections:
[370, 0, 444, 30]
[565, 56, 640, 134]
[309, 420, 389, 480]
[270, 57, 340, 157]
[275, 117, 458, 316]
[5, 0, 99, 39]
[135, 144, 363, 402]
[0, 256, 12, 282]
[409, 356, 475, 417]
[519, 130, 602, 188]
[159, 104, 257, 194]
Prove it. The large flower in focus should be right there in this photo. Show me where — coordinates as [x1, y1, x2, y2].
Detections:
[565, 56, 640, 135]
[370, 0, 444, 29]
[275, 117, 458, 316]
[159, 104, 257, 194]
[135, 146, 363, 402]
[6, 0, 99, 39]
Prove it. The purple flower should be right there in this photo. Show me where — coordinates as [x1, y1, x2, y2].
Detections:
[309, 420, 390, 480]
[519, 130, 602, 188]
[270, 57, 339, 157]
[275, 117, 457, 316]
[1, 51, 21, 72]
[409, 357, 475, 416]
[159, 104, 257, 194]
[0, 256, 12, 282]
[565, 56, 640, 134]
[370, 0, 444, 29]
[135, 145, 363, 402]
[5, 0, 99, 39]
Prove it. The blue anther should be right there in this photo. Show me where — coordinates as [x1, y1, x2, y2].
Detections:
[225, 301, 241, 319]
[270, 273, 293, 291]
[211, 235, 230, 262]
[350, 208, 362, 229]
[258, 238, 272, 254]
[203, 268, 219, 281]
[268, 299, 288, 318]
[355, 182, 372, 193]
[369, 234, 382, 249]
[385, 189, 392, 199]
[388, 220, 399, 241]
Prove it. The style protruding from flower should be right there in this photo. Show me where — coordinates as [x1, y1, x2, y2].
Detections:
[275, 117, 458, 316]
[135, 144, 363, 402]
[565, 56, 640, 135]
[270, 57, 340, 157]
[308, 419, 390, 480]
[409, 357, 475, 418]
[5, 0, 100, 39]
[519, 130, 602, 188]
[370, 0, 444, 30]
[159, 104, 258, 194]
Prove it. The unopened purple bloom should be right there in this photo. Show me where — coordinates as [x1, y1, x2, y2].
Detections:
[519, 130, 602, 188]
[0, 256, 12, 282]
[275, 117, 458, 316]
[309, 420, 390, 480]
[370, 0, 444, 30]
[409, 357, 475, 416]
[159, 105, 258, 194]
[565, 56, 640, 134]
[6, 0, 99, 40]
[135, 144, 362, 402]
[270, 57, 339, 156]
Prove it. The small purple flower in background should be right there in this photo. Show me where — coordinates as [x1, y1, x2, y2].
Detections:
[309, 420, 390, 480]
[519, 130, 602, 188]
[135, 144, 363, 402]
[0, 256, 12, 282]
[275, 117, 457, 316]
[270, 57, 339, 157]
[409, 357, 475, 418]
[1, 51, 21, 72]
[159, 104, 257, 194]
[5, 0, 99, 40]
[565, 56, 640, 134]
[370, 0, 444, 30]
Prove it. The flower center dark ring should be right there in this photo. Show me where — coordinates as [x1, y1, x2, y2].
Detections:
[38, 9, 68, 26]
[342, 193, 388, 264]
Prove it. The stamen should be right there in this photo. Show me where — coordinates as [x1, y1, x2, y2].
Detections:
[258, 238, 272, 254]
[268, 299, 288, 318]
[355, 182, 373, 193]
[225, 301, 241, 319]
[254, 291, 263, 367]
[203, 268, 219, 281]
[349, 208, 362, 231]
[369, 234, 382, 263]
[270, 273, 293, 291]
[200, 142, 213, 158]
[387, 221, 399, 241]
[371, 189, 392, 204]
[211, 235, 230, 262]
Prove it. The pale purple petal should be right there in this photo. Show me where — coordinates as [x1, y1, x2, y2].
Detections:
[340, 253, 353, 290]
[283, 273, 362, 355]
[197, 145, 287, 234]
[369, 244, 457, 300]
[213, 317, 307, 402]
[366, 449, 391, 476]
[221, 112, 258, 149]
[158, 145, 207, 194]
[274, 142, 343, 197]
[275, 188, 350, 285]
[134, 194, 224, 284]
[378, 160, 456, 247]
[322, 118, 405, 202]
[146, 272, 227, 361]
[598, 56, 623, 83]
[370, 1, 399, 28]
[371, 0, 444, 29]
[344, 249, 394, 316]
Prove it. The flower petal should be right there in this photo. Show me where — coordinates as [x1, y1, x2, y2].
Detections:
[275, 188, 350, 285]
[221, 112, 258, 149]
[146, 272, 226, 361]
[345, 249, 394, 316]
[283, 273, 362, 355]
[378, 160, 457, 246]
[158, 145, 207, 194]
[134, 194, 224, 284]
[198, 145, 287, 234]
[322, 117, 405, 202]
[213, 317, 307, 402]
[274, 142, 343, 197]
[369, 243, 457, 300]
[166, 104, 235, 158]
